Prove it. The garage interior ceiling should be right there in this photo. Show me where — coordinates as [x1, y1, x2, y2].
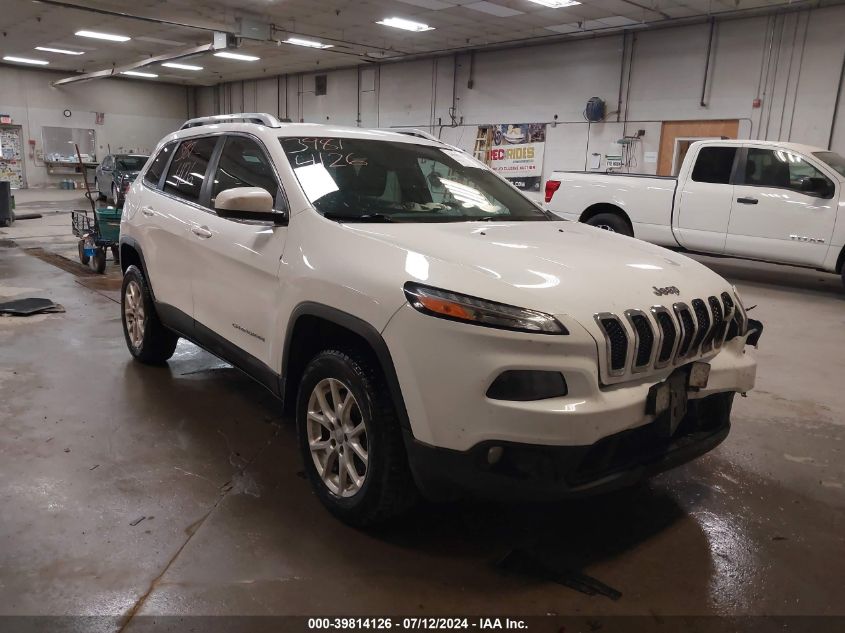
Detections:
[0, 0, 831, 84]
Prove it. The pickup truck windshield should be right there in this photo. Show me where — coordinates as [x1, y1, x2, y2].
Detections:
[814, 151, 845, 177]
[280, 137, 550, 223]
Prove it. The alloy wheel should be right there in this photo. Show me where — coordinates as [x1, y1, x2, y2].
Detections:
[124, 280, 145, 349]
[306, 378, 369, 498]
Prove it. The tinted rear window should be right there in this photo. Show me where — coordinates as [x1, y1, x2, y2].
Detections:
[116, 156, 148, 171]
[691, 147, 737, 184]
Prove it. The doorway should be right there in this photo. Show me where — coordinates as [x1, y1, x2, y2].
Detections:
[657, 120, 739, 176]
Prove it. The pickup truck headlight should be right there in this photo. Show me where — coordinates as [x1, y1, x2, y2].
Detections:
[403, 282, 567, 334]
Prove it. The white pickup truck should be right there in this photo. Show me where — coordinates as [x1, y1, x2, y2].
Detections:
[545, 140, 845, 287]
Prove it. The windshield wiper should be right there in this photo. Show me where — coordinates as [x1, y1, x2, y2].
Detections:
[323, 212, 398, 223]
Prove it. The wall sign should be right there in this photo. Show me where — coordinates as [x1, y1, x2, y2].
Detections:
[480, 123, 546, 192]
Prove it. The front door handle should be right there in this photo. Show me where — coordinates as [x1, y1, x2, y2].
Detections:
[737, 197, 758, 205]
[141, 206, 154, 217]
[191, 225, 212, 239]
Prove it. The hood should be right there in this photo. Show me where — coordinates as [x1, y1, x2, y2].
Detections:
[349, 220, 732, 321]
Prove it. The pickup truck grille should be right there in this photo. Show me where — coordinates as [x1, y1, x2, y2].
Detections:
[594, 293, 738, 381]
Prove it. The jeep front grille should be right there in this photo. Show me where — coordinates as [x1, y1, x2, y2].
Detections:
[595, 314, 629, 375]
[595, 293, 737, 380]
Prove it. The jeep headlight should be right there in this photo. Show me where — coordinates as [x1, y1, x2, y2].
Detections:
[403, 282, 567, 334]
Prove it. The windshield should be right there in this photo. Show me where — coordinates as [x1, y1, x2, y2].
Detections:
[279, 137, 550, 223]
[813, 151, 845, 177]
[116, 156, 148, 171]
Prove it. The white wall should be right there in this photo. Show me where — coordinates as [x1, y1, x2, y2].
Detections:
[0, 66, 189, 187]
[195, 5, 845, 186]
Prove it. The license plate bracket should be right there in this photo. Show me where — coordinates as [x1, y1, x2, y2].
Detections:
[646, 364, 710, 438]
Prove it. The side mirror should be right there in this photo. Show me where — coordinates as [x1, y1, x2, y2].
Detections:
[214, 187, 287, 225]
[798, 176, 833, 198]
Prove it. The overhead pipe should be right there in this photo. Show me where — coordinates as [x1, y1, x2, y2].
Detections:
[51, 42, 218, 86]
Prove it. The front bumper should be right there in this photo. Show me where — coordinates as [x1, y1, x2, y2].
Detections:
[405, 391, 734, 502]
[383, 303, 756, 452]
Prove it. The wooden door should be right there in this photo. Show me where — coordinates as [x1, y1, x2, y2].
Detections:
[657, 120, 739, 176]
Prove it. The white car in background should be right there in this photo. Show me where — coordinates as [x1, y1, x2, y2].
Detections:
[118, 114, 759, 525]
[545, 140, 845, 287]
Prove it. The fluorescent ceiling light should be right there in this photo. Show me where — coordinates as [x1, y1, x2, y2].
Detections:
[526, 0, 581, 7]
[35, 46, 85, 55]
[396, 0, 455, 9]
[121, 70, 158, 78]
[136, 36, 186, 46]
[464, 1, 524, 17]
[376, 17, 435, 31]
[75, 30, 131, 42]
[3, 55, 49, 65]
[213, 51, 260, 61]
[284, 37, 333, 49]
[161, 62, 204, 71]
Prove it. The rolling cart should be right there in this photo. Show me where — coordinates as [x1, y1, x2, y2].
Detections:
[72, 205, 121, 274]
[69, 142, 121, 274]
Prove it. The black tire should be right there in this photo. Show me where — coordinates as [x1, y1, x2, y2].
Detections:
[91, 247, 107, 274]
[586, 212, 633, 237]
[78, 240, 90, 265]
[121, 265, 179, 364]
[296, 349, 417, 526]
[111, 245, 120, 262]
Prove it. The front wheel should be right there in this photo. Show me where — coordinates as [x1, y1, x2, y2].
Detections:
[77, 240, 90, 265]
[297, 349, 417, 526]
[121, 265, 179, 364]
[586, 212, 633, 237]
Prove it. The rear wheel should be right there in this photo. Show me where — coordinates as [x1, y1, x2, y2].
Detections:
[121, 265, 178, 364]
[297, 349, 417, 526]
[91, 247, 107, 274]
[586, 212, 633, 237]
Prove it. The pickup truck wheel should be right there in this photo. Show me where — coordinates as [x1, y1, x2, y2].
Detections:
[121, 265, 179, 364]
[586, 212, 633, 237]
[297, 349, 417, 526]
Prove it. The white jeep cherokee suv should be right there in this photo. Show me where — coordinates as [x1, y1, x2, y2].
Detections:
[119, 113, 760, 525]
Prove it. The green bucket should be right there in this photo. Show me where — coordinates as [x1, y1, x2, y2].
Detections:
[95, 206, 122, 243]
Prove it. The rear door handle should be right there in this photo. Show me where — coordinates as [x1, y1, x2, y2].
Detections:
[191, 226, 212, 239]
[141, 206, 154, 217]
[737, 197, 758, 205]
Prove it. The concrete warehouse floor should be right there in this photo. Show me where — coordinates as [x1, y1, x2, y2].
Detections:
[1, 191, 844, 627]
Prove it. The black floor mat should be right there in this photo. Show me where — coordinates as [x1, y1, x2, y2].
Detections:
[0, 297, 65, 316]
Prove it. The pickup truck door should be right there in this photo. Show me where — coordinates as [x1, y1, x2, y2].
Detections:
[188, 133, 287, 369]
[673, 145, 740, 254]
[725, 146, 838, 267]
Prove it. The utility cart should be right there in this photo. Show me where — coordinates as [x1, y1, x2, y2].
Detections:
[70, 142, 121, 274]
[72, 201, 121, 274]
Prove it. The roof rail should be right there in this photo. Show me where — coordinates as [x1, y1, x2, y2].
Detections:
[180, 113, 283, 130]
